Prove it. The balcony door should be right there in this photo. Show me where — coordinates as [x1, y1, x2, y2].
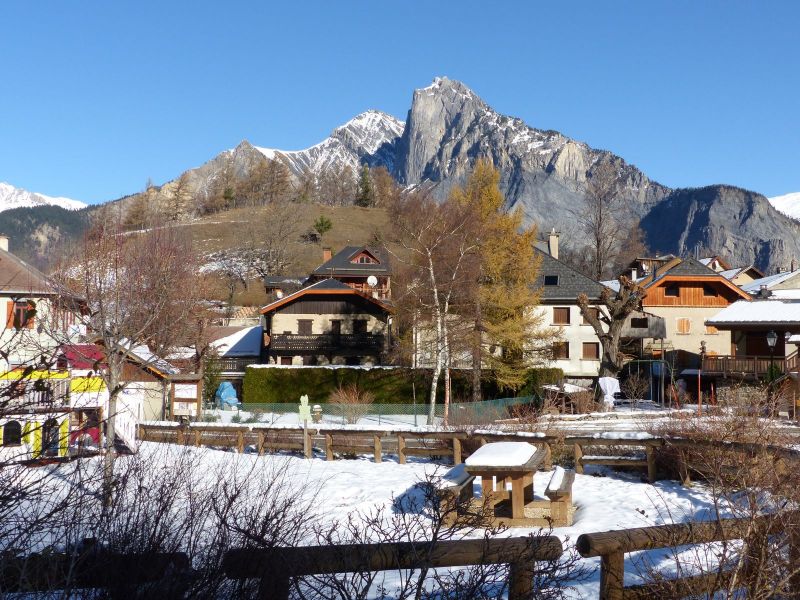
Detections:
[330, 320, 341, 336]
[297, 320, 313, 335]
[353, 320, 367, 335]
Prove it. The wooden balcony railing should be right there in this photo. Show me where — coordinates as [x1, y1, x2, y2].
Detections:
[702, 350, 799, 377]
[269, 333, 384, 353]
[216, 357, 257, 373]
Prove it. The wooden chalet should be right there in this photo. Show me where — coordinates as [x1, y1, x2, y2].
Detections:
[306, 246, 391, 300]
[259, 279, 392, 366]
[635, 257, 752, 366]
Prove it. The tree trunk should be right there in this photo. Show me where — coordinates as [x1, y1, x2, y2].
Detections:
[472, 302, 482, 402]
[444, 367, 451, 426]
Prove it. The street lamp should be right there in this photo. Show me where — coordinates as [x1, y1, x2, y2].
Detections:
[698, 340, 706, 416]
[766, 330, 778, 410]
[766, 330, 778, 376]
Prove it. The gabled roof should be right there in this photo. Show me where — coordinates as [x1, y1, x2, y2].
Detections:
[260, 278, 392, 314]
[534, 249, 607, 301]
[718, 265, 765, 281]
[211, 326, 262, 357]
[311, 246, 390, 277]
[58, 343, 179, 377]
[0, 246, 60, 296]
[638, 257, 752, 300]
[699, 255, 732, 271]
[742, 269, 800, 294]
[707, 300, 800, 326]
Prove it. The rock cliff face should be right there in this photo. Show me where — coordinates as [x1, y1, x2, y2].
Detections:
[393, 77, 670, 229]
[641, 186, 800, 272]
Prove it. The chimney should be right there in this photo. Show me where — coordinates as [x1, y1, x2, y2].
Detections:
[548, 228, 559, 260]
[0, 235, 7, 252]
[631, 268, 638, 280]
[322, 247, 332, 262]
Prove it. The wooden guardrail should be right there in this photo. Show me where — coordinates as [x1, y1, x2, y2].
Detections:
[576, 510, 800, 600]
[223, 536, 563, 600]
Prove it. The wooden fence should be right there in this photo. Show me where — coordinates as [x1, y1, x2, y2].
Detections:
[576, 510, 800, 600]
[139, 423, 661, 480]
[223, 536, 563, 600]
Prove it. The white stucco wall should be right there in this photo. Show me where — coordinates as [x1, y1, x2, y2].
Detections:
[532, 304, 604, 378]
[646, 306, 732, 356]
[270, 312, 386, 335]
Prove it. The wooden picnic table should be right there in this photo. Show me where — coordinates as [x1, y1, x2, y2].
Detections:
[464, 442, 546, 520]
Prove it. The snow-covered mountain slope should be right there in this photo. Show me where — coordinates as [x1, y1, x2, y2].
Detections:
[769, 192, 800, 220]
[0, 182, 86, 213]
[254, 110, 404, 175]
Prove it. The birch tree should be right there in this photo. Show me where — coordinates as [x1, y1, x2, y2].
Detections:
[386, 191, 478, 424]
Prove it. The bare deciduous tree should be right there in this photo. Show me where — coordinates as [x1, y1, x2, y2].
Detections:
[55, 216, 202, 503]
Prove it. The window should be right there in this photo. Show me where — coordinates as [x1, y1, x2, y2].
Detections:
[552, 307, 570, 325]
[280, 356, 293, 365]
[582, 307, 599, 325]
[544, 275, 559, 286]
[582, 342, 600, 360]
[676, 317, 691, 334]
[705, 324, 719, 335]
[297, 320, 313, 335]
[330, 320, 341, 335]
[7, 301, 34, 330]
[552, 342, 569, 360]
[703, 284, 717, 297]
[630, 317, 649, 329]
[352, 252, 377, 264]
[352, 320, 367, 335]
[664, 284, 679, 297]
[2, 421, 22, 446]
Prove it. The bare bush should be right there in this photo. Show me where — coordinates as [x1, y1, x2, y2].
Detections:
[329, 384, 375, 425]
[642, 387, 800, 598]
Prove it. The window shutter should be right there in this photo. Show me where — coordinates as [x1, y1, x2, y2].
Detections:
[5, 301, 12, 329]
[26, 301, 35, 329]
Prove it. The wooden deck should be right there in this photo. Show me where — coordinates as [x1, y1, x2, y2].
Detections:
[702, 350, 799, 378]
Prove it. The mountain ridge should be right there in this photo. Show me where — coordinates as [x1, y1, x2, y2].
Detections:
[0, 182, 86, 213]
[3, 77, 799, 275]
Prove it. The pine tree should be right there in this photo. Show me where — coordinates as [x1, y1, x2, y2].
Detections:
[355, 165, 375, 207]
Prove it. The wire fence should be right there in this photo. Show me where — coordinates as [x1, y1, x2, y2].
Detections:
[203, 396, 534, 427]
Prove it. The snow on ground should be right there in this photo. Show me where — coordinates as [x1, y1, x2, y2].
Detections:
[23, 441, 728, 598]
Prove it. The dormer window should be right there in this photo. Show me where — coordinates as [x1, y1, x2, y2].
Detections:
[544, 275, 559, 286]
[664, 284, 679, 297]
[351, 251, 379, 265]
[703, 284, 717, 297]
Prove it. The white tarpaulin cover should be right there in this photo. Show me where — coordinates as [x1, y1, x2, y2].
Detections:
[464, 441, 536, 467]
[598, 377, 620, 408]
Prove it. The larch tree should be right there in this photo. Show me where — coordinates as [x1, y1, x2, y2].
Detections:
[451, 159, 551, 401]
[577, 275, 644, 377]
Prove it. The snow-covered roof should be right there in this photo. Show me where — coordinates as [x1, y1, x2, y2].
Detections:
[788, 334, 800, 344]
[212, 326, 262, 357]
[770, 289, 800, 300]
[707, 300, 800, 326]
[742, 269, 800, 293]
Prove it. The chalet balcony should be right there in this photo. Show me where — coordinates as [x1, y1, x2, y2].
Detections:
[702, 350, 799, 378]
[270, 333, 385, 354]
[216, 356, 259, 373]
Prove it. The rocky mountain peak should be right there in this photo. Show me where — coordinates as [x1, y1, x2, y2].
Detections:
[0, 182, 86, 214]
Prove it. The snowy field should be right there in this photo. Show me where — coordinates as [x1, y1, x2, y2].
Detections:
[18, 442, 733, 598]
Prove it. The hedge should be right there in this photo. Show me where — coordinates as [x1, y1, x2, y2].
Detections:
[242, 366, 564, 404]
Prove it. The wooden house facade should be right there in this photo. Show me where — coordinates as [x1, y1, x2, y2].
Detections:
[260, 279, 392, 366]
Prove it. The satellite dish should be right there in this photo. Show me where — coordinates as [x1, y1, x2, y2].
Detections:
[367, 275, 378, 288]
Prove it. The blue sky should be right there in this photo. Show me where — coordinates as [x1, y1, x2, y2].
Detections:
[1, 1, 798, 204]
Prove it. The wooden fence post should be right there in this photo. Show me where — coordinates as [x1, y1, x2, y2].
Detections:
[452, 437, 462, 465]
[140, 427, 147, 442]
[508, 559, 533, 600]
[258, 573, 290, 600]
[398, 434, 406, 464]
[373, 434, 382, 463]
[574, 443, 583, 474]
[543, 442, 552, 471]
[304, 430, 313, 459]
[257, 431, 265, 456]
[600, 551, 624, 600]
[237, 430, 244, 453]
[325, 434, 334, 461]
[194, 430, 201, 448]
[176, 427, 185, 446]
[646, 445, 656, 483]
